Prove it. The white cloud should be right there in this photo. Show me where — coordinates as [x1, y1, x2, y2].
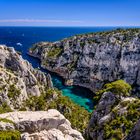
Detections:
[0, 19, 83, 23]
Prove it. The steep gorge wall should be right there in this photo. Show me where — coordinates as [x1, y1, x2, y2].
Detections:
[30, 29, 140, 96]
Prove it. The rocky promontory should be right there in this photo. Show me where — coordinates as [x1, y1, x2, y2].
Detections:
[30, 28, 140, 95]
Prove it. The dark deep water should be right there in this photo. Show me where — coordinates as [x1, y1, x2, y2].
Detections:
[0, 26, 122, 112]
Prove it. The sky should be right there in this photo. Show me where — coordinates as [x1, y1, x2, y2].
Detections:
[0, 0, 139, 27]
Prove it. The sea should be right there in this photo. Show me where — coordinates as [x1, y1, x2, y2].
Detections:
[0, 26, 126, 112]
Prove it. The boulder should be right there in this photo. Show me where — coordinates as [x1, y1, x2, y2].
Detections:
[0, 109, 84, 140]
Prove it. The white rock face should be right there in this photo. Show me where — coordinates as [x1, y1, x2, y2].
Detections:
[0, 45, 53, 108]
[0, 109, 84, 140]
[30, 29, 140, 95]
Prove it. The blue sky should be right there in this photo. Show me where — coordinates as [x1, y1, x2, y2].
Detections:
[0, 0, 139, 26]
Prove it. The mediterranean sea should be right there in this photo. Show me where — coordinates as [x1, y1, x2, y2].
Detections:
[0, 26, 124, 112]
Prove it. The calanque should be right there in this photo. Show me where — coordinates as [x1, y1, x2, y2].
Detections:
[0, 28, 140, 140]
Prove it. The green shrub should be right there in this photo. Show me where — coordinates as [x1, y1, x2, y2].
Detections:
[120, 100, 130, 107]
[104, 80, 131, 96]
[47, 47, 62, 58]
[80, 42, 85, 47]
[96, 80, 131, 97]
[103, 99, 140, 139]
[18, 107, 27, 111]
[0, 130, 21, 140]
[25, 95, 46, 111]
[111, 129, 122, 140]
[93, 82, 139, 140]
[0, 102, 12, 114]
[8, 85, 21, 100]
[0, 118, 14, 124]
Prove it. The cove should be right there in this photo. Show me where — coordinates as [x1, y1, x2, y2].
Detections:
[0, 27, 118, 112]
[32, 57, 95, 112]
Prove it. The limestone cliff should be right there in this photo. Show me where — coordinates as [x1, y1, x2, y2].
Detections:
[30, 28, 140, 96]
[0, 45, 53, 109]
[0, 45, 89, 139]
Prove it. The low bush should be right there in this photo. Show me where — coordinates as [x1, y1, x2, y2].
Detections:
[104, 80, 131, 96]
[0, 102, 12, 114]
[47, 47, 62, 58]
[95, 80, 132, 103]
[8, 85, 21, 100]
[103, 99, 140, 139]
[0, 118, 14, 124]
[0, 130, 20, 140]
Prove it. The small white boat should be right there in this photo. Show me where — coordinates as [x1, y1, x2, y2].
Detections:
[16, 43, 23, 46]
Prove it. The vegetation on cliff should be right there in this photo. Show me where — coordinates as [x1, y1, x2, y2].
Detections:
[94, 80, 132, 102]
[90, 80, 140, 140]
[0, 118, 14, 124]
[47, 47, 63, 58]
[8, 85, 21, 100]
[0, 102, 12, 114]
[23, 88, 91, 133]
[104, 99, 140, 139]
[0, 130, 21, 140]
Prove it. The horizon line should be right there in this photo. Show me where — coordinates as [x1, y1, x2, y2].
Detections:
[0, 25, 140, 28]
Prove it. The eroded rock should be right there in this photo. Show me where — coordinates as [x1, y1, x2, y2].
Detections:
[0, 109, 84, 140]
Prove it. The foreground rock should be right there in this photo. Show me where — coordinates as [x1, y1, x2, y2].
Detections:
[0, 45, 53, 109]
[87, 93, 140, 140]
[87, 80, 140, 140]
[0, 109, 84, 140]
[30, 28, 140, 95]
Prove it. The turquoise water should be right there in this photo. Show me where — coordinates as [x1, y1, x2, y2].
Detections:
[0, 27, 120, 112]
